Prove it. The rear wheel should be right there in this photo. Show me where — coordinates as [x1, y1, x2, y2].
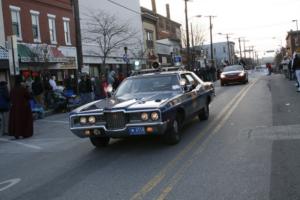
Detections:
[164, 117, 181, 145]
[90, 137, 110, 148]
[198, 102, 209, 121]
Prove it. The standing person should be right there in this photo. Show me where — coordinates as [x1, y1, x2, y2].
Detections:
[0, 81, 10, 135]
[108, 70, 116, 87]
[86, 75, 93, 102]
[266, 63, 272, 75]
[292, 53, 300, 92]
[32, 76, 44, 106]
[93, 76, 102, 100]
[9, 76, 33, 139]
[49, 75, 58, 91]
[100, 74, 109, 99]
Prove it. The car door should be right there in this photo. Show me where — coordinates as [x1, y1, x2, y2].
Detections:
[184, 73, 205, 113]
[180, 73, 200, 116]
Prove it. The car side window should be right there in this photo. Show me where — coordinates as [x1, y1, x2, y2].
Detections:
[185, 74, 199, 88]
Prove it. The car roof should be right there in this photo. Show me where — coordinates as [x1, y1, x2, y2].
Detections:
[129, 70, 191, 79]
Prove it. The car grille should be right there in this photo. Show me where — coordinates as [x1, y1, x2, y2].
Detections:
[105, 112, 127, 130]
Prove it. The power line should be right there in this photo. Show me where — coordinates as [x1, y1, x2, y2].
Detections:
[106, 0, 141, 15]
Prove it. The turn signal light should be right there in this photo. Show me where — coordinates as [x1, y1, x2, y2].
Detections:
[146, 127, 154, 133]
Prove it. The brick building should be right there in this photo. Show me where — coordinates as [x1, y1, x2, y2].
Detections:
[286, 30, 300, 56]
[149, 0, 182, 66]
[2, 0, 77, 84]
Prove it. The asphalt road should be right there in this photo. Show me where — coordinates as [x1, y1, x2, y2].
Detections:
[0, 71, 300, 200]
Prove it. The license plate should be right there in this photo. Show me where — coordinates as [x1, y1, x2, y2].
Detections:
[129, 127, 146, 135]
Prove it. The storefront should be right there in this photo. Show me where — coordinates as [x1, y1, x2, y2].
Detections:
[17, 43, 77, 85]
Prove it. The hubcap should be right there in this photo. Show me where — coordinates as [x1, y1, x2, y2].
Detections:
[173, 120, 179, 133]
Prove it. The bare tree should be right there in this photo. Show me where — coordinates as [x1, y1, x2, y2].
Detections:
[81, 10, 137, 72]
[129, 39, 147, 60]
[181, 25, 206, 48]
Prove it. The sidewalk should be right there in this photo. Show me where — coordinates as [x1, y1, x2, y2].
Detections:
[268, 74, 300, 126]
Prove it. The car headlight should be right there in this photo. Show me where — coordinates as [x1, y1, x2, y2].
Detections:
[141, 113, 149, 121]
[220, 74, 225, 79]
[80, 117, 87, 124]
[88, 116, 96, 124]
[151, 112, 159, 121]
[239, 72, 245, 77]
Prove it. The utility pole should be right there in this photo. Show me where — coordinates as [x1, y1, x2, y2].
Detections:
[72, 0, 83, 73]
[238, 37, 242, 59]
[184, 0, 191, 70]
[205, 16, 216, 67]
[191, 23, 195, 67]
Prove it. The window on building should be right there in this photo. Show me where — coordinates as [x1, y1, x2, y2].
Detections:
[214, 48, 216, 55]
[223, 46, 226, 53]
[48, 15, 57, 44]
[31, 11, 40, 42]
[146, 30, 154, 48]
[166, 21, 171, 31]
[159, 19, 164, 29]
[63, 18, 71, 45]
[10, 6, 22, 40]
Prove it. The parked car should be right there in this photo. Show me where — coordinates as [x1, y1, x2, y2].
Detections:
[220, 65, 248, 86]
[69, 68, 215, 147]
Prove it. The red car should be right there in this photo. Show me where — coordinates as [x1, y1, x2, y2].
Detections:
[220, 65, 248, 86]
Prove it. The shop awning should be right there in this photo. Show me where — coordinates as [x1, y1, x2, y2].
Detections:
[17, 43, 71, 63]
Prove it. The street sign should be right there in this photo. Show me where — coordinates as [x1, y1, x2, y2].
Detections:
[7, 35, 20, 75]
[174, 56, 182, 63]
[123, 54, 129, 63]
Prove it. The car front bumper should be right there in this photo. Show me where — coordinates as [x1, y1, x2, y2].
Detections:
[70, 122, 168, 138]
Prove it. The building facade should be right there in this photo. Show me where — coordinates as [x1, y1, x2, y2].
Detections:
[141, 7, 158, 68]
[201, 41, 236, 67]
[2, 0, 77, 84]
[0, 0, 9, 84]
[79, 0, 144, 76]
[286, 30, 300, 56]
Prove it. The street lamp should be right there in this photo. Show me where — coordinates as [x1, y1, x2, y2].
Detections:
[218, 32, 233, 64]
[292, 19, 299, 48]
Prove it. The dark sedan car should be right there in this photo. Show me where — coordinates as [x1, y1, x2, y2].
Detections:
[220, 65, 248, 86]
[69, 69, 215, 147]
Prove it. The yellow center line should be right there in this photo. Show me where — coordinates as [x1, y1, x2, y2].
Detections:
[155, 79, 258, 200]
[130, 80, 257, 200]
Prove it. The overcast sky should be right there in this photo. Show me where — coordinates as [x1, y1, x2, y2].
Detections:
[140, 0, 300, 57]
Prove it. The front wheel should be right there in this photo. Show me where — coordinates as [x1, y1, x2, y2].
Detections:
[90, 137, 110, 148]
[164, 118, 181, 145]
[198, 103, 209, 121]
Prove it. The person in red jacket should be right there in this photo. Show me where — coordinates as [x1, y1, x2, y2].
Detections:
[266, 63, 272, 75]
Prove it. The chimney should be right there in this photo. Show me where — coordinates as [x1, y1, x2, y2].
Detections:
[151, 0, 157, 14]
[166, 4, 170, 19]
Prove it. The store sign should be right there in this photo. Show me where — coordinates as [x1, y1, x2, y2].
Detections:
[7, 35, 20, 75]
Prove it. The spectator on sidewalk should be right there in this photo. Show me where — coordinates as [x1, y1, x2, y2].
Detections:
[0, 81, 10, 136]
[49, 75, 58, 91]
[292, 53, 300, 92]
[32, 76, 44, 106]
[9, 76, 33, 139]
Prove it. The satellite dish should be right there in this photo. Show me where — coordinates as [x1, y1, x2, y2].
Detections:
[152, 62, 160, 69]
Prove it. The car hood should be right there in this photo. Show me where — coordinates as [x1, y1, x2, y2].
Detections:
[73, 92, 180, 113]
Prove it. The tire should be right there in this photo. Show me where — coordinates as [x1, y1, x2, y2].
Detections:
[90, 137, 110, 148]
[164, 117, 181, 145]
[221, 81, 225, 86]
[198, 102, 209, 121]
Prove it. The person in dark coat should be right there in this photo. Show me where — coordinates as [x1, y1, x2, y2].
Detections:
[32, 76, 44, 106]
[0, 81, 10, 135]
[9, 76, 33, 139]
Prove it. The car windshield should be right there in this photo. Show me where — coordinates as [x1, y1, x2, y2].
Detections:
[115, 75, 181, 97]
[223, 65, 244, 72]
